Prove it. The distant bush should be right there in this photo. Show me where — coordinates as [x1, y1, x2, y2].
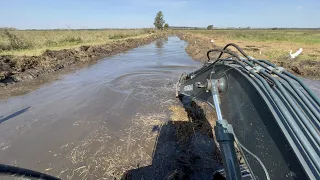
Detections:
[0, 44, 6, 51]
[0, 27, 17, 31]
[207, 25, 213, 30]
[0, 30, 32, 50]
[164, 23, 169, 30]
[143, 28, 156, 34]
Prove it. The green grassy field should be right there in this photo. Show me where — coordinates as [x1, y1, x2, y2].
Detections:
[0, 29, 155, 56]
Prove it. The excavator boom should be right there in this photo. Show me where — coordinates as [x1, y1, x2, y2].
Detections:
[177, 44, 320, 180]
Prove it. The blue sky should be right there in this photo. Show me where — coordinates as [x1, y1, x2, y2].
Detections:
[1, 0, 319, 29]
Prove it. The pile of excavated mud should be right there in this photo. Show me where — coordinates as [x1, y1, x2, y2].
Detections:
[0, 33, 167, 86]
[177, 32, 320, 79]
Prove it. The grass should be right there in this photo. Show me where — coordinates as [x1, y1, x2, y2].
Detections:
[0, 29, 155, 56]
[180, 29, 320, 64]
[185, 29, 320, 44]
[176, 29, 320, 78]
[1, 28, 319, 77]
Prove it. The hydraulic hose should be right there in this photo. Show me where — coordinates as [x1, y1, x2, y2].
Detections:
[284, 71, 320, 107]
[272, 73, 320, 123]
[260, 71, 320, 147]
[226, 57, 320, 172]
[207, 49, 242, 62]
[281, 83, 320, 130]
[258, 60, 320, 107]
[239, 59, 320, 149]
[218, 58, 320, 177]
[258, 60, 275, 67]
[218, 43, 251, 60]
[251, 59, 320, 125]
[246, 69, 320, 177]
[217, 59, 320, 179]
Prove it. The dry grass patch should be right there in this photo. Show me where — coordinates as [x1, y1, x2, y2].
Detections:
[177, 30, 320, 78]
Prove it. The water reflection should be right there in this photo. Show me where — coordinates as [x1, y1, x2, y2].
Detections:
[155, 37, 169, 66]
[155, 37, 168, 48]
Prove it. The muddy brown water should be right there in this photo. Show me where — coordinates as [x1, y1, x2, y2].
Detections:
[0, 37, 202, 179]
[0, 36, 319, 180]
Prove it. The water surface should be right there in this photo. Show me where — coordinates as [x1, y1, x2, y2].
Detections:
[0, 37, 201, 179]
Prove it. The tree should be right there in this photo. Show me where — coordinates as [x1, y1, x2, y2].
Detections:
[207, 25, 213, 30]
[154, 11, 165, 29]
[164, 23, 169, 29]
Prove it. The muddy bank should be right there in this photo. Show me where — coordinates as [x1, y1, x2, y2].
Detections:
[177, 32, 320, 79]
[0, 33, 167, 87]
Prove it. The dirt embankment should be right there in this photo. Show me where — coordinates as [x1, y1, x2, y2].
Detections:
[176, 32, 214, 62]
[177, 32, 320, 79]
[0, 33, 167, 87]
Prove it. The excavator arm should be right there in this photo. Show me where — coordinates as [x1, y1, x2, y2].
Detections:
[176, 44, 320, 180]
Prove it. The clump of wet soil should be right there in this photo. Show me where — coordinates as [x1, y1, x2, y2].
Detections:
[0, 33, 167, 86]
[176, 32, 320, 79]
